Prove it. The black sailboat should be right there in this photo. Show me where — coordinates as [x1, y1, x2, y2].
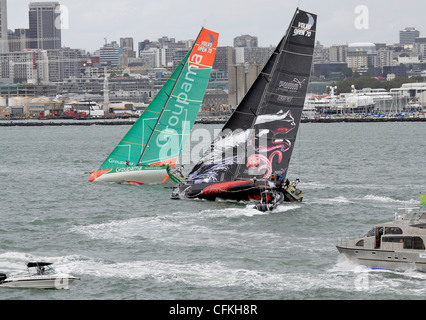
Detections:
[171, 8, 317, 202]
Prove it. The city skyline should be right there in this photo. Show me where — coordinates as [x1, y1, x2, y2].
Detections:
[5, 0, 426, 53]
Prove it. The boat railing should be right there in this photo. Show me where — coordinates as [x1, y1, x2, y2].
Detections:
[337, 233, 364, 245]
[397, 207, 426, 226]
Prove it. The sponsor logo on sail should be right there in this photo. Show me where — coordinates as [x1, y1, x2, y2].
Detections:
[293, 13, 315, 37]
[278, 78, 306, 92]
[277, 95, 293, 103]
[155, 31, 216, 150]
[197, 33, 216, 54]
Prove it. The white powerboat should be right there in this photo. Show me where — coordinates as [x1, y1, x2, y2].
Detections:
[337, 203, 426, 272]
[0, 262, 80, 289]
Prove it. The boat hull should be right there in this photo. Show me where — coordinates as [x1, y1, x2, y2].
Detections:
[89, 166, 178, 185]
[0, 275, 80, 289]
[254, 191, 285, 212]
[171, 180, 302, 203]
[336, 245, 426, 272]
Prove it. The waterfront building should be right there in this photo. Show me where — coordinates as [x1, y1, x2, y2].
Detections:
[100, 41, 124, 66]
[313, 62, 348, 80]
[120, 37, 136, 58]
[136, 49, 157, 68]
[313, 41, 329, 64]
[233, 35, 258, 48]
[0, 47, 84, 84]
[136, 35, 196, 69]
[391, 82, 426, 105]
[0, 83, 57, 99]
[8, 29, 30, 52]
[214, 46, 233, 72]
[329, 45, 348, 62]
[0, 49, 49, 84]
[377, 48, 394, 68]
[0, 0, 8, 53]
[56, 75, 156, 103]
[228, 63, 263, 109]
[29, 2, 62, 50]
[138, 40, 150, 56]
[234, 46, 273, 65]
[400, 27, 420, 45]
[46, 48, 84, 82]
[346, 42, 377, 72]
[383, 65, 407, 78]
[414, 36, 426, 59]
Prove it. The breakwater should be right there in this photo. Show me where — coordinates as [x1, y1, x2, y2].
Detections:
[1, 117, 425, 126]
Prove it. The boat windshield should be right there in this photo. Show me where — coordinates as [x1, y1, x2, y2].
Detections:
[34, 266, 56, 275]
[400, 208, 426, 226]
[364, 228, 375, 237]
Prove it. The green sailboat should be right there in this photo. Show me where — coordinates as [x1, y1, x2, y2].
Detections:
[89, 28, 219, 185]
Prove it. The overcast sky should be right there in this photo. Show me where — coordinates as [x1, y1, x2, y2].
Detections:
[6, 0, 426, 53]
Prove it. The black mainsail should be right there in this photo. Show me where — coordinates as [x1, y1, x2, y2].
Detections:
[172, 8, 317, 201]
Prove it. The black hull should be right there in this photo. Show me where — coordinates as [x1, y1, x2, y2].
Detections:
[171, 180, 303, 203]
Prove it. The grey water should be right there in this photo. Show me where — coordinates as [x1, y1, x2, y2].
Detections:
[0, 121, 425, 300]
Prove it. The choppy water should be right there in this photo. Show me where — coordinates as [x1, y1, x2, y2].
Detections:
[0, 121, 425, 301]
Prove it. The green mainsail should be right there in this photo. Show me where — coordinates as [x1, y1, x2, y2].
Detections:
[97, 28, 219, 171]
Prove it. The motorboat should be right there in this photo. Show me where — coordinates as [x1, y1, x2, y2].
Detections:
[254, 190, 284, 212]
[283, 179, 303, 203]
[337, 204, 426, 272]
[0, 262, 80, 289]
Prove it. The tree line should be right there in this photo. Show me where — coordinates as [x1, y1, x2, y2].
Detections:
[330, 76, 426, 94]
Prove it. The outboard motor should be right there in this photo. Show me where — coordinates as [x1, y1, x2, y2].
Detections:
[255, 203, 268, 212]
[0, 273, 7, 283]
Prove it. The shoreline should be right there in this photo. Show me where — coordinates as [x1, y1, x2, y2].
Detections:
[0, 117, 425, 126]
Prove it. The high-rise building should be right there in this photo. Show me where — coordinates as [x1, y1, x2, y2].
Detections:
[100, 41, 124, 66]
[329, 45, 348, 62]
[29, 2, 62, 50]
[0, 0, 9, 53]
[8, 29, 30, 52]
[120, 37, 136, 58]
[399, 27, 420, 45]
[228, 63, 263, 108]
[214, 46, 234, 72]
[234, 46, 273, 64]
[233, 35, 258, 48]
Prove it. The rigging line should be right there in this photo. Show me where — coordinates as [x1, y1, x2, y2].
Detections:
[145, 109, 161, 114]
[234, 110, 256, 116]
[281, 49, 313, 57]
[297, 124, 301, 177]
[170, 94, 203, 103]
[121, 140, 145, 146]
[153, 128, 189, 136]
